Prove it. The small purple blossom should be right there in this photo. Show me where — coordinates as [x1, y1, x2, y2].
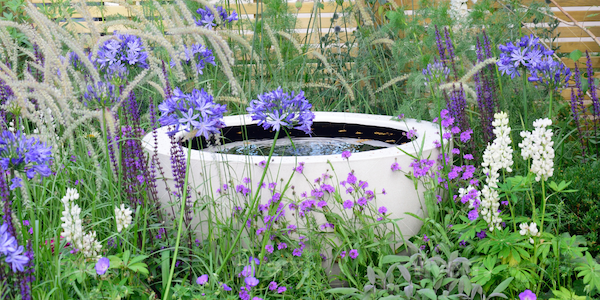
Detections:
[343, 200, 354, 209]
[95, 257, 110, 275]
[196, 274, 208, 285]
[341, 150, 351, 159]
[519, 290, 537, 300]
[269, 281, 278, 291]
[277, 286, 287, 293]
[349, 249, 358, 259]
[292, 248, 302, 256]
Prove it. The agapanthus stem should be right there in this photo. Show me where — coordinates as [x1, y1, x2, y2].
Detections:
[163, 142, 193, 300]
[522, 74, 529, 130]
[216, 130, 280, 276]
[548, 89, 553, 120]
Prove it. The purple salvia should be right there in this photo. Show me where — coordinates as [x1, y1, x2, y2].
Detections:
[570, 86, 587, 157]
[434, 25, 446, 61]
[443, 27, 459, 80]
[0, 172, 14, 237]
[586, 51, 599, 136]
[169, 134, 192, 227]
[161, 61, 173, 99]
[106, 129, 120, 179]
[20, 241, 34, 300]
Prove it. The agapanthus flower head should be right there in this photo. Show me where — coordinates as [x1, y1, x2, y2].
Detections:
[0, 130, 52, 180]
[423, 59, 450, 86]
[158, 87, 227, 138]
[247, 87, 314, 134]
[0, 222, 29, 272]
[83, 81, 118, 109]
[497, 34, 554, 80]
[171, 43, 216, 75]
[195, 5, 238, 28]
[95, 33, 149, 78]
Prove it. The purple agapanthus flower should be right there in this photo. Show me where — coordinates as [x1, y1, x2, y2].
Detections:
[247, 87, 314, 134]
[423, 59, 450, 86]
[0, 131, 52, 180]
[497, 34, 555, 81]
[95, 33, 149, 78]
[195, 5, 238, 28]
[83, 80, 118, 108]
[170, 43, 216, 75]
[158, 87, 227, 138]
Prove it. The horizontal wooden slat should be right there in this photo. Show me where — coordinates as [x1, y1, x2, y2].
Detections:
[554, 10, 600, 22]
[522, 0, 600, 7]
[554, 40, 600, 53]
[561, 55, 600, 69]
[550, 26, 600, 38]
[228, 2, 349, 15]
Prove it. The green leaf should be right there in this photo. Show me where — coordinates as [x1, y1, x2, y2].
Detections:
[325, 287, 360, 294]
[128, 254, 149, 266]
[491, 277, 514, 295]
[108, 256, 123, 269]
[122, 250, 131, 265]
[128, 262, 149, 276]
[417, 288, 438, 300]
[570, 50, 583, 62]
[380, 255, 409, 266]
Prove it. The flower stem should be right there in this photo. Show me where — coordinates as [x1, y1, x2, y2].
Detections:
[216, 130, 280, 276]
[522, 73, 529, 130]
[162, 142, 193, 300]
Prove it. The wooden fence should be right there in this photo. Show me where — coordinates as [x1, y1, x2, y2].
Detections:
[28, 0, 600, 103]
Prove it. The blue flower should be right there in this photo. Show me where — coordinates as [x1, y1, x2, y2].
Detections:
[0, 131, 52, 180]
[196, 274, 208, 285]
[95, 32, 149, 79]
[6, 245, 29, 272]
[247, 87, 314, 134]
[171, 43, 216, 75]
[497, 34, 556, 81]
[158, 87, 227, 138]
[195, 5, 238, 28]
[95, 257, 110, 275]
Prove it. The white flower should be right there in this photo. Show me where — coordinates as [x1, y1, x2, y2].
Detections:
[479, 112, 513, 231]
[115, 204, 133, 233]
[519, 118, 554, 182]
[519, 222, 540, 244]
[60, 187, 102, 258]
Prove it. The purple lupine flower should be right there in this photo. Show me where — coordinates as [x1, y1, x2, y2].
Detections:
[196, 274, 209, 285]
[158, 87, 227, 138]
[349, 249, 358, 259]
[195, 5, 238, 28]
[247, 87, 314, 134]
[0, 131, 52, 180]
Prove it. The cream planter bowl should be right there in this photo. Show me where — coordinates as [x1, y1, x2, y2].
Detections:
[143, 112, 440, 241]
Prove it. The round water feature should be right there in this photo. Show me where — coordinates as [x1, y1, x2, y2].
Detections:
[143, 112, 440, 268]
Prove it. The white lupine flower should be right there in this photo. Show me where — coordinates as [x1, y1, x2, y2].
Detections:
[60, 188, 102, 258]
[479, 112, 514, 231]
[519, 222, 540, 244]
[115, 204, 133, 233]
[519, 118, 554, 182]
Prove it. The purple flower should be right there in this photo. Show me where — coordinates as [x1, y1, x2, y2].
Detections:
[378, 206, 388, 214]
[410, 159, 435, 178]
[459, 240, 467, 247]
[423, 60, 450, 86]
[346, 172, 357, 184]
[258, 160, 266, 168]
[406, 129, 417, 140]
[277, 286, 287, 293]
[468, 209, 479, 221]
[477, 230, 487, 240]
[265, 244, 274, 254]
[463, 154, 474, 160]
[341, 150, 351, 159]
[343, 200, 354, 209]
[245, 276, 259, 287]
[423, 235, 430, 242]
[340, 251, 346, 258]
[292, 248, 302, 256]
[519, 290, 537, 300]
[196, 274, 208, 285]
[0, 131, 53, 180]
[95, 257, 110, 275]
[269, 281, 278, 291]
[349, 249, 358, 259]
[357, 197, 367, 206]
[158, 88, 227, 138]
[277, 242, 287, 250]
[222, 283, 232, 291]
[247, 87, 314, 134]
[293, 162, 305, 173]
[195, 5, 238, 28]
